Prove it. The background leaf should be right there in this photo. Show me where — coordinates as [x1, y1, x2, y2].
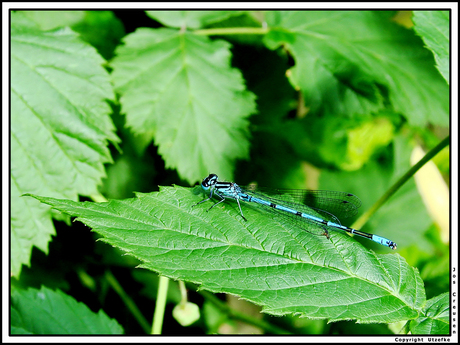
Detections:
[409, 292, 449, 335]
[412, 11, 450, 84]
[27, 188, 426, 323]
[10, 12, 118, 276]
[111, 28, 256, 184]
[263, 11, 449, 127]
[146, 10, 246, 29]
[19, 10, 126, 60]
[19, 10, 86, 30]
[11, 286, 124, 334]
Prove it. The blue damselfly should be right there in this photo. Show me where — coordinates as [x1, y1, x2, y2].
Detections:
[194, 174, 397, 250]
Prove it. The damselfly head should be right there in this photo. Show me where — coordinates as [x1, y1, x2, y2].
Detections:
[202, 174, 218, 188]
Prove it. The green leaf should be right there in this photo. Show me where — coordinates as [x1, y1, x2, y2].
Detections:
[18, 10, 126, 60]
[146, 10, 245, 29]
[11, 13, 118, 276]
[111, 28, 256, 184]
[412, 11, 450, 84]
[264, 11, 449, 127]
[18, 10, 86, 31]
[409, 292, 449, 335]
[11, 286, 123, 334]
[26, 188, 426, 323]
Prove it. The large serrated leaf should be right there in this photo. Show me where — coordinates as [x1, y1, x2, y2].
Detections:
[26, 186, 426, 323]
[10, 12, 118, 276]
[263, 11, 449, 127]
[11, 286, 123, 334]
[110, 28, 256, 184]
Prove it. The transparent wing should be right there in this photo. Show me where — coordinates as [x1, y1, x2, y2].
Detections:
[243, 186, 362, 220]
[240, 188, 352, 238]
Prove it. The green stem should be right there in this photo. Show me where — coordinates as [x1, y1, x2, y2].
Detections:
[178, 280, 188, 305]
[195, 288, 293, 334]
[194, 27, 269, 36]
[152, 276, 170, 334]
[105, 270, 151, 334]
[352, 136, 450, 230]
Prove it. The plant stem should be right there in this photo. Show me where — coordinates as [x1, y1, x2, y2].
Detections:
[178, 280, 188, 305]
[152, 275, 170, 334]
[352, 136, 450, 230]
[194, 27, 269, 36]
[104, 270, 151, 334]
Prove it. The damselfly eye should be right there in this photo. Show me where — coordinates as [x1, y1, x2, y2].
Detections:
[202, 174, 218, 187]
